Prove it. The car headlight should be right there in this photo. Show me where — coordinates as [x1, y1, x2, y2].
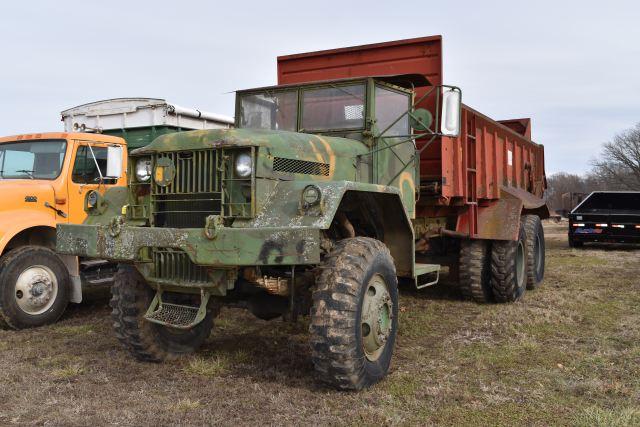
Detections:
[235, 152, 252, 178]
[135, 157, 152, 182]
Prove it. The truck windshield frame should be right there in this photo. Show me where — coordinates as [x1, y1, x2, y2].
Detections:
[0, 139, 67, 180]
[237, 79, 413, 136]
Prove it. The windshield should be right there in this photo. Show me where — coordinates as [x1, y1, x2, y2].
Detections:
[301, 84, 366, 131]
[0, 139, 67, 180]
[240, 90, 298, 131]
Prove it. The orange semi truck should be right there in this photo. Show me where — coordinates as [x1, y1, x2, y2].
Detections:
[0, 98, 232, 329]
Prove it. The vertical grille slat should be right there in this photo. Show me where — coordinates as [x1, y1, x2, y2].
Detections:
[151, 149, 223, 228]
[152, 248, 209, 285]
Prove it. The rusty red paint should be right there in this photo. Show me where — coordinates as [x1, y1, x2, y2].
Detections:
[277, 36, 548, 240]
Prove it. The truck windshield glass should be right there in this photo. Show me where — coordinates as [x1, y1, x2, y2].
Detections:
[0, 140, 67, 180]
[375, 86, 410, 137]
[240, 90, 298, 131]
[301, 84, 366, 131]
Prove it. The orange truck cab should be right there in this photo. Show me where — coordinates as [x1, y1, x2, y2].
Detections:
[0, 98, 233, 329]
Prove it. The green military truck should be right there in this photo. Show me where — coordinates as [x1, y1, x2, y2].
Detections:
[57, 37, 549, 390]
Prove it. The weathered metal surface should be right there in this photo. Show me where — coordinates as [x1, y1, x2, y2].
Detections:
[277, 36, 549, 240]
[57, 223, 321, 266]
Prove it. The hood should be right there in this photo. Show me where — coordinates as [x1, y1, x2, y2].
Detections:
[0, 180, 56, 215]
[130, 128, 368, 158]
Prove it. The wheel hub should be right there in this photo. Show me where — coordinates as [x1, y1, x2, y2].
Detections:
[361, 274, 393, 361]
[14, 266, 58, 315]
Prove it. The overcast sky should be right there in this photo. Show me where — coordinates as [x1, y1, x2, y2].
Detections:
[1, 0, 638, 174]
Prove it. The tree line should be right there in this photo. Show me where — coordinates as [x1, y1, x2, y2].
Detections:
[546, 122, 640, 213]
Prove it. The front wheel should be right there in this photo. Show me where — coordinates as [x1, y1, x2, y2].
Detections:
[310, 237, 399, 390]
[0, 246, 70, 330]
[110, 265, 214, 362]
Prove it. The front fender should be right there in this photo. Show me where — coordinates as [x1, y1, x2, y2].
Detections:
[0, 209, 57, 255]
[244, 180, 409, 229]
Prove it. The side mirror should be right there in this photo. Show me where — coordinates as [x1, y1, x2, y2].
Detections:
[106, 145, 124, 179]
[440, 87, 462, 137]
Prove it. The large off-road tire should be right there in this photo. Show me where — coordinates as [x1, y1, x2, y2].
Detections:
[110, 265, 213, 362]
[0, 246, 70, 330]
[310, 237, 399, 390]
[521, 215, 545, 290]
[490, 223, 527, 303]
[458, 239, 493, 303]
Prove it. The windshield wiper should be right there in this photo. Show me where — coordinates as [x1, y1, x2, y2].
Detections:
[16, 169, 35, 179]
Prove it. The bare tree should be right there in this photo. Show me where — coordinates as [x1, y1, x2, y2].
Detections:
[591, 122, 640, 190]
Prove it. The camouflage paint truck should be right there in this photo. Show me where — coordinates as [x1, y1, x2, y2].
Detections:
[57, 37, 549, 390]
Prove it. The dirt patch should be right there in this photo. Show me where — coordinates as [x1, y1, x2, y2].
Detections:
[0, 222, 639, 425]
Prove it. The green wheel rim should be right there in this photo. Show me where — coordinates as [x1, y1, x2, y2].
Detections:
[361, 274, 393, 361]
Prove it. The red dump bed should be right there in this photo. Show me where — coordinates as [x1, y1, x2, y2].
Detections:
[277, 36, 547, 215]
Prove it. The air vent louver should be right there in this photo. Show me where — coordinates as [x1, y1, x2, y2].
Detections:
[273, 157, 330, 176]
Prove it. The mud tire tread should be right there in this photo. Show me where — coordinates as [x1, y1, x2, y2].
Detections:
[490, 224, 527, 303]
[310, 237, 398, 390]
[458, 239, 492, 303]
[110, 265, 213, 363]
[521, 215, 545, 290]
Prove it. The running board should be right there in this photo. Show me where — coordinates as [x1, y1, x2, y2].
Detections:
[414, 263, 440, 290]
[144, 289, 210, 330]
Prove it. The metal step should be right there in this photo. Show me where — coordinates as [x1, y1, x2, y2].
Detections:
[414, 263, 440, 290]
[80, 259, 110, 268]
[85, 277, 114, 285]
[144, 290, 210, 329]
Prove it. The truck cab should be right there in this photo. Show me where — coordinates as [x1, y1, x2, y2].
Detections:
[0, 132, 127, 329]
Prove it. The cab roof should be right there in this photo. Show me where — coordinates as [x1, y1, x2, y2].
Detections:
[0, 132, 125, 144]
[236, 74, 429, 94]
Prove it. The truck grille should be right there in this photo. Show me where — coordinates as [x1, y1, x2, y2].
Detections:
[152, 150, 222, 228]
[152, 248, 210, 284]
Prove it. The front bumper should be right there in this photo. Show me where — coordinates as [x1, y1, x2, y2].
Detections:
[569, 230, 640, 244]
[56, 223, 321, 266]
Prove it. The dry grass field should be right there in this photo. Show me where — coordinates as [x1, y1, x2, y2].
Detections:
[1, 221, 639, 426]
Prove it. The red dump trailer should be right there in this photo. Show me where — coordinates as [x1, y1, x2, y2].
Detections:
[278, 36, 550, 302]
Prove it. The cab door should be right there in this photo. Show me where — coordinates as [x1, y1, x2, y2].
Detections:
[66, 140, 121, 224]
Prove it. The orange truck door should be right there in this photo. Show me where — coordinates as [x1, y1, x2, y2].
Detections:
[66, 140, 124, 222]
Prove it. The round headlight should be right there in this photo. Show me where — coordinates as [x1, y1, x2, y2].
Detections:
[302, 185, 322, 207]
[135, 157, 152, 182]
[235, 152, 252, 178]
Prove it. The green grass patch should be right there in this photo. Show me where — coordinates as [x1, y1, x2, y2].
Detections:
[385, 372, 421, 402]
[573, 406, 640, 427]
[184, 356, 228, 377]
[169, 399, 202, 412]
[51, 364, 86, 379]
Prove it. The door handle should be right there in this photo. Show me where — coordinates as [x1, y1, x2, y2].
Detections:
[44, 202, 68, 218]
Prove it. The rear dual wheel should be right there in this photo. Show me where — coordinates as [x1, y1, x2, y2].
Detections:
[490, 224, 527, 302]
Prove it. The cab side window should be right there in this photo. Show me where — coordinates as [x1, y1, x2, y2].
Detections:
[72, 145, 117, 184]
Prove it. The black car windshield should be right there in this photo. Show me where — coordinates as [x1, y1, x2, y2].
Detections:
[0, 139, 67, 180]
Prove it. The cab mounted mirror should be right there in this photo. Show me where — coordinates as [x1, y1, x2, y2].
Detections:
[106, 145, 123, 179]
[440, 87, 462, 137]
